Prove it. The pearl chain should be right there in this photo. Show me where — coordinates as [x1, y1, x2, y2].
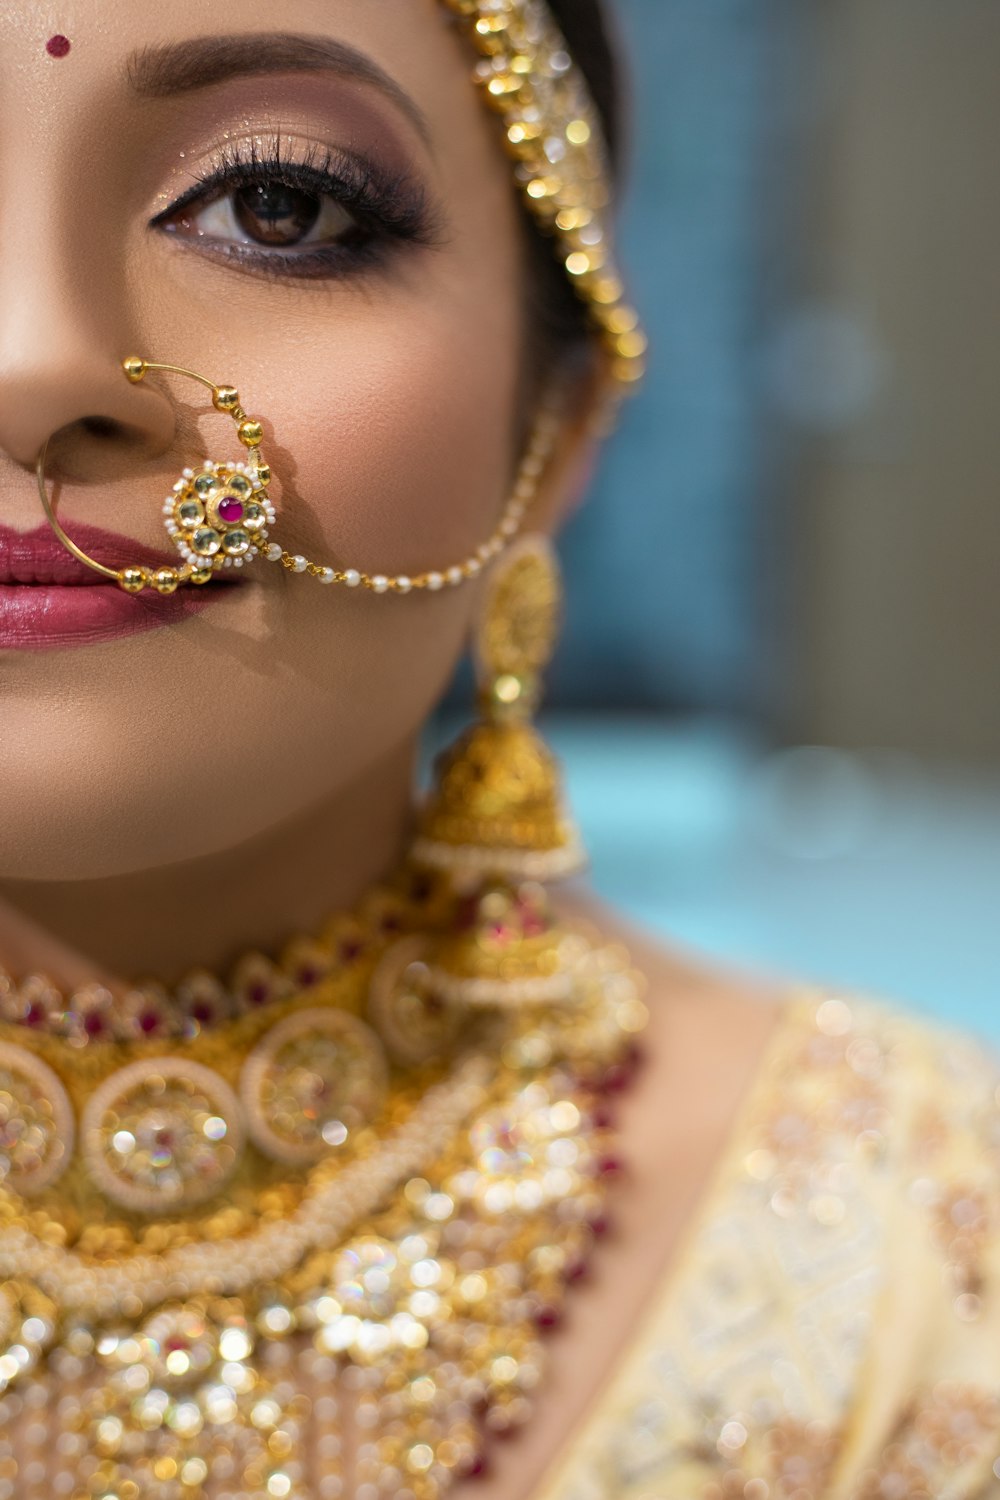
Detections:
[263, 406, 563, 593]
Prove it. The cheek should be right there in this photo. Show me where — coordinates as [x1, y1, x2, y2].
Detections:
[228, 284, 524, 842]
[260, 284, 523, 577]
[201, 242, 527, 836]
[205, 254, 526, 849]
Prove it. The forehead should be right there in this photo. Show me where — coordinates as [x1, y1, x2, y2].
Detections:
[0, 0, 482, 157]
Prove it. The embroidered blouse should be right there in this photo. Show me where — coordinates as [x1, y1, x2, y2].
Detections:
[534, 990, 1000, 1500]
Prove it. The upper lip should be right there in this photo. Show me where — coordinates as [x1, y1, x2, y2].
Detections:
[0, 522, 237, 585]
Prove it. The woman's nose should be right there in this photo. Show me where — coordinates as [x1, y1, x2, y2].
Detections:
[0, 181, 175, 479]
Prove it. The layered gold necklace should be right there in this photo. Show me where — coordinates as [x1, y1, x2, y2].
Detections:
[0, 858, 646, 1500]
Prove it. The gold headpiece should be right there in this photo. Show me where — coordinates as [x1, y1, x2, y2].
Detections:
[442, 0, 647, 392]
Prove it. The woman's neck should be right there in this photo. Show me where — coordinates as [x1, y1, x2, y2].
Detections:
[0, 735, 419, 991]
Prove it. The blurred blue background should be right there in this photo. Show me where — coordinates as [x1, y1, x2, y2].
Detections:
[555, 0, 795, 717]
[441, 1, 1000, 1041]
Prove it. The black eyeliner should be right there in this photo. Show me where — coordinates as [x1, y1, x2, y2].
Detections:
[150, 134, 442, 278]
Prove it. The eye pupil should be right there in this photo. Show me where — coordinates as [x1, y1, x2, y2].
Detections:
[234, 183, 321, 246]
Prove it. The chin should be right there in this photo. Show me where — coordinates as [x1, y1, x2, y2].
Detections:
[0, 705, 272, 881]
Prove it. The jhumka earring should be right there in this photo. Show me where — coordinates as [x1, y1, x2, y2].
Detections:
[405, 533, 590, 1009]
[35, 356, 565, 596]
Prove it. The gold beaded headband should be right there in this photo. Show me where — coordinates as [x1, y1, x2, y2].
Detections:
[441, 0, 646, 389]
[35, 0, 642, 596]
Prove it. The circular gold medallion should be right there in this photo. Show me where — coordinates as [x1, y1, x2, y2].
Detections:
[367, 936, 464, 1066]
[240, 1008, 388, 1166]
[0, 1042, 74, 1196]
[81, 1056, 243, 1214]
[475, 534, 562, 686]
[164, 460, 275, 573]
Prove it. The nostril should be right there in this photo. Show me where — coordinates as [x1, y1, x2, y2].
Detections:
[81, 415, 120, 439]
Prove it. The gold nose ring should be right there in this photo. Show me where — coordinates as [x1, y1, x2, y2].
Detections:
[36, 357, 274, 595]
[36, 356, 562, 596]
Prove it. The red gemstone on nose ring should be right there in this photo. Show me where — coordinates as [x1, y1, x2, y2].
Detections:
[46, 34, 71, 57]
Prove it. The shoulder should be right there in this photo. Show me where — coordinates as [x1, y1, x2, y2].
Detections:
[554, 882, 795, 1233]
[558, 880, 1000, 1192]
[715, 986, 1000, 1497]
[549, 886, 1000, 1500]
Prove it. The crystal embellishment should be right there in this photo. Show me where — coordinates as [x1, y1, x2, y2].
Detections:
[163, 461, 276, 573]
[240, 1008, 390, 1166]
[0, 1041, 74, 1195]
[80, 1056, 244, 1214]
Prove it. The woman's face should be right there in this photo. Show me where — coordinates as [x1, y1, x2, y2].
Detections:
[0, 1, 570, 882]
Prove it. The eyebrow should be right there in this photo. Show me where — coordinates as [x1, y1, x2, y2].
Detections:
[124, 32, 432, 148]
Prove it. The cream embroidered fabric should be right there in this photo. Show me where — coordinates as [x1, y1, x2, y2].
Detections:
[534, 990, 1000, 1500]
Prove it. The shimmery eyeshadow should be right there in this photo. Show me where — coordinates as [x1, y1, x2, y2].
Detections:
[46, 34, 71, 58]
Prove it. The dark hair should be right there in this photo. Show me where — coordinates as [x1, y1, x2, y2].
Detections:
[523, 0, 625, 379]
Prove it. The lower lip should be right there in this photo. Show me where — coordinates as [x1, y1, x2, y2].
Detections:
[0, 581, 230, 650]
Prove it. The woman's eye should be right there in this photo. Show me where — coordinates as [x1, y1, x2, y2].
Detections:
[171, 180, 359, 251]
[154, 150, 439, 279]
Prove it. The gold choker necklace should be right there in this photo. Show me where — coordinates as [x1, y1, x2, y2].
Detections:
[0, 866, 443, 1049]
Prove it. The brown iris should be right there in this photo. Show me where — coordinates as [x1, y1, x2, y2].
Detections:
[233, 183, 321, 246]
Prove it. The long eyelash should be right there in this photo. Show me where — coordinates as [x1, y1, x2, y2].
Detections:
[151, 133, 442, 273]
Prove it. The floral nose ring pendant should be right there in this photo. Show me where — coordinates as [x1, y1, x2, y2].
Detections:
[164, 460, 276, 579]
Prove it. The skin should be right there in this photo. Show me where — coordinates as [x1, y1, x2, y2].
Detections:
[0, 0, 787, 1486]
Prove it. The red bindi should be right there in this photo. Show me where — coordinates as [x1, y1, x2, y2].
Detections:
[46, 34, 71, 58]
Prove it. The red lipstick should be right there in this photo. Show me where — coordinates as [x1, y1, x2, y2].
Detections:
[0, 523, 238, 651]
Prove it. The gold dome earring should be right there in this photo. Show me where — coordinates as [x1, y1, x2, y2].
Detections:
[414, 533, 584, 880]
[406, 533, 590, 1009]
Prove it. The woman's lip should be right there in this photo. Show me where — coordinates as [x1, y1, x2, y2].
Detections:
[0, 580, 228, 650]
[0, 522, 242, 651]
[0, 520, 206, 584]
